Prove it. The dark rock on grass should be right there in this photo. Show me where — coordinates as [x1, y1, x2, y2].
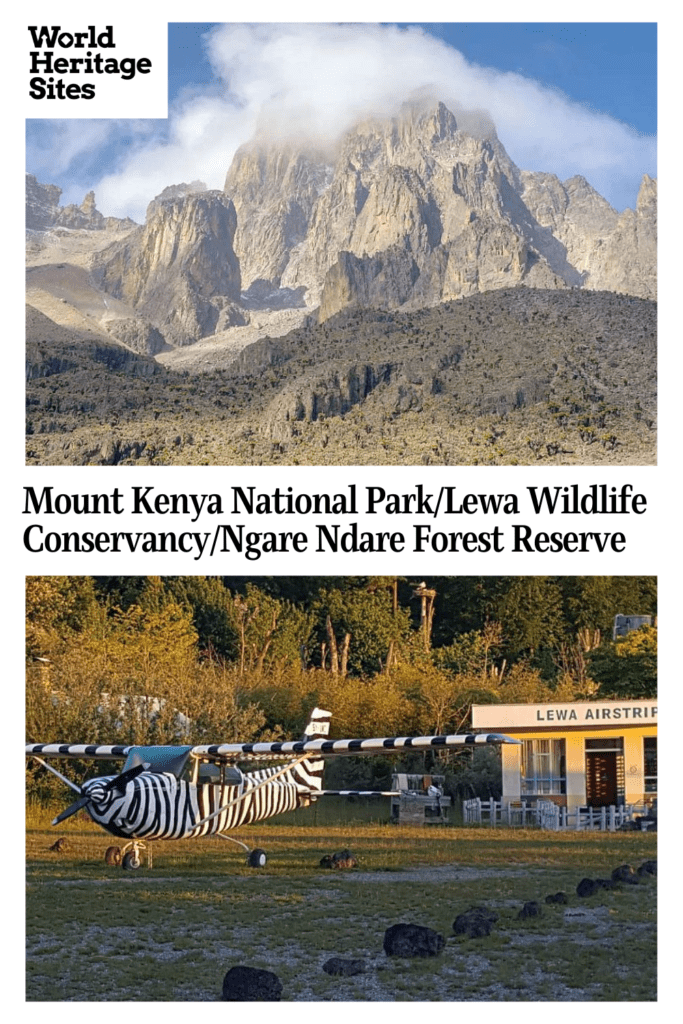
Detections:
[638, 859, 657, 877]
[577, 878, 599, 897]
[545, 892, 568, 905]
[48, 837, 68, 852]
[383, 923, 445, 957]
[222, 966, 283, 1001]
[320, 848, 358, 869]
[453, 906, 498, 937]
[517, 901, 542, 920]
[322, 957, 366, 976]
[595, 878, 619, 890]
[612, 864, 639, 885]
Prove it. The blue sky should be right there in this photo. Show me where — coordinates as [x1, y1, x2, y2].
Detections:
[27, 23, 657, 219]
[411, 24, 656, 134]
[167, 23, 656, 133]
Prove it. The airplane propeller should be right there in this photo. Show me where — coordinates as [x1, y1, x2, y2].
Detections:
[51, 763, 148, 826]
[52, 793, 91, 826]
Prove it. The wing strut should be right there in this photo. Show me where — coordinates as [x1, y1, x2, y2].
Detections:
[193, 753, 314, 831]
[31, 756, 83, 795]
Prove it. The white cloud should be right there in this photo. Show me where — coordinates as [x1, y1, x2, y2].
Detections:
[30, 24, 656, 220]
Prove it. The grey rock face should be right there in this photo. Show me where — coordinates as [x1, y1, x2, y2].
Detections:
[26, 305, 158, 381]
[220, 99, 656, 319]
[31, 99, 656, 349]
[26, 174, 135, 232]
[260, 361, 395, 441]
[92, 190, 241, 346]
[224, 142, 332, 292]
[104, 317, 166, 356]
[26, 174, 63, 230]
[585, 176, 657, 300]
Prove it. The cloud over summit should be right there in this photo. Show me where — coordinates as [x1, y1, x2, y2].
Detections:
[28, 23, 656, 220]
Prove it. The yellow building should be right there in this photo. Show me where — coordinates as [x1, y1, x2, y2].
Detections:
[472, 700, 657, 811]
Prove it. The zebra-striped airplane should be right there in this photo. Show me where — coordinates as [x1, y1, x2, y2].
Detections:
[26, 708, 519, 869]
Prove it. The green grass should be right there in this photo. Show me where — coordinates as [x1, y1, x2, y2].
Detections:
[26, 808, 656, 1001]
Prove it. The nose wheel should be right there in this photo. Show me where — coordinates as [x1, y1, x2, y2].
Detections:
[122, 849, 142, 870]
[105, 841, 151, 869]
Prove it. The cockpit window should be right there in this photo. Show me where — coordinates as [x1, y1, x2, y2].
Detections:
[122, 745, 193, 778]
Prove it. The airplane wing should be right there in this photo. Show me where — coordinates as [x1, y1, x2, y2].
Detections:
[26, 744, 132, 759]
[26, 733, 519, 763]
[190, 732, 520, 760]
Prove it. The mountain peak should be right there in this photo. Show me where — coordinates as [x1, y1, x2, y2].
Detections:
[75, 100, 656, 347]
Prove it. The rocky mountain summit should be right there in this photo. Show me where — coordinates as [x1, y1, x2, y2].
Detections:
[223, 100, 656, 321]
[26, 174, 136, 233]
[91, 189, 244, 347]
[27, 100, 656, 352]
[25, 99, 657, 466]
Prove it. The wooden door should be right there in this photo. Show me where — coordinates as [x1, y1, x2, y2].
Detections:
[585, 751, 618, 807]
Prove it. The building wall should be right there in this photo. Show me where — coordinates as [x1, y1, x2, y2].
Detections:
[474, 701, 657, 811]
[500, 727, 656, 809]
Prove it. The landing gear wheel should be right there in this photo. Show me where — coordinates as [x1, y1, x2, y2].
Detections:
[104, 845, 122, 866]
[122, 850, 142, 870]
[247, 848, 267, 868]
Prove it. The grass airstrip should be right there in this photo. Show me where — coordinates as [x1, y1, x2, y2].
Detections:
[26, 804, 657, 1001]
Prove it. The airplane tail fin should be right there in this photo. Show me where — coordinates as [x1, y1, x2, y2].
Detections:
[297, 708, 331, 792]
[302, 707, 332, 742]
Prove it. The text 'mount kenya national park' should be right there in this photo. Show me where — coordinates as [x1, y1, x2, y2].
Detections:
[26, 26, 656, 467]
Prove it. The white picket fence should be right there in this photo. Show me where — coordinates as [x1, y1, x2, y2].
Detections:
[462, 797, 643, 832]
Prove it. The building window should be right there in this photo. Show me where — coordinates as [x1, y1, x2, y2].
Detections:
[585, 738, 624, 751]
[521, 739, 566, 795]
[644, 737, 657, 793]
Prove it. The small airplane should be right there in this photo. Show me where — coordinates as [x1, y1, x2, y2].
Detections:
[26, 709, 520, 869]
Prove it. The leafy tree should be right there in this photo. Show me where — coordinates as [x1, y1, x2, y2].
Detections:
[91, 576, 148, 610]
[316, 672, 412, 738]
[495, 662, 580, 704]
[429, 577, 509, 643]
[312, 583, 411, 676]
[587, 626, 657, 698]
[446, 747, 504, 801]
[242, 664, 321, 737]
[26, 576, 100, 660]
[433, 622, 504, 677]
[165, 576, 237, 658]
[25, 575, 658, 804]
[220, 576, 355, 607]
[491, 577, 566, 673]
[561, 576, 657, 635]
[226, 584, 314, 675]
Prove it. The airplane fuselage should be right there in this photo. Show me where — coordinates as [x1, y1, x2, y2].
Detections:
[81, 769, 310, 841]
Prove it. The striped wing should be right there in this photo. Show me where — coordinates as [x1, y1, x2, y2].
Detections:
[191, 733, 520, 760]
[26, 744, 131, 759]
[26, 733, 519, 764]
